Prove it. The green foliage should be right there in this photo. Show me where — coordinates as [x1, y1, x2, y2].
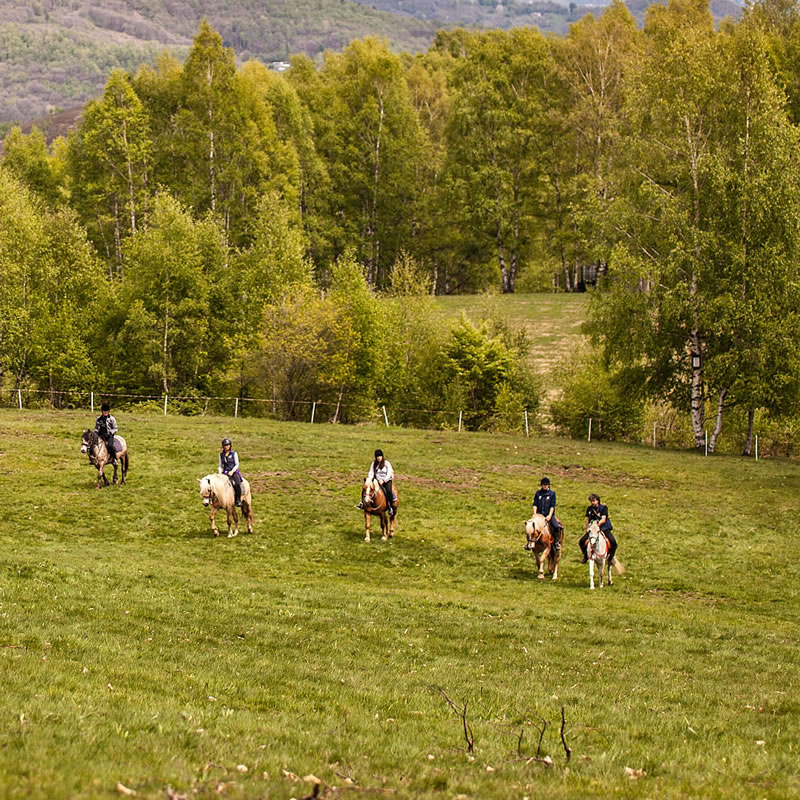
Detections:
[550, 344, 645, 441]
[0, 167, 102, 395]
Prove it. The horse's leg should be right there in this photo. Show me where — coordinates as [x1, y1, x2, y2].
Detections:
[537, 549, 545, 580]
[599, 558, 605, 588]
[228, 507, 239, 538]
[380, 511, 389, 541]
[388, 510, 396, 539]
[364, 511, 371, 543]
[589, 559, 595, 590]
[242, 499, 253, 533]
[209, 507, 219, 537]
[551, 550, 560, 581]
[607, 558, 613, 587]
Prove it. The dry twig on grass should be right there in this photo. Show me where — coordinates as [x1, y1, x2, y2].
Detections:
[560, 706, 572, 762]
[433, 686, 474, 753]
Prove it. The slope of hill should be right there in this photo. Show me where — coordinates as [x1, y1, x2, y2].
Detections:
[0, 0, 438, 123]
[0, 0, 743, 125]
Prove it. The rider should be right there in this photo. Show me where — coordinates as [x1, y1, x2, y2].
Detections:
[360, 449, 395, 516]
[532, 476, 563, 548]
[580, 493, 617, 564]
[94, 403, 118, 465]
[219, 437, 243, 507]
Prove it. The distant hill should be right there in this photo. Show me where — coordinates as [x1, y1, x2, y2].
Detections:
[0, 0, 742, 126]
[0, 0, 438, 123]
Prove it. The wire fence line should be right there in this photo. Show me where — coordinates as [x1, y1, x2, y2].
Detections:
[2, 387, 530, 434]
[3, 388, 766, 458]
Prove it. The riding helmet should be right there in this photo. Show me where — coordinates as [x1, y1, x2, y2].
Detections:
[374, 449, 384, 458]
[221, 437, 232, 447]
[540, 476, 550, 486]
[101, 403, 110, 412]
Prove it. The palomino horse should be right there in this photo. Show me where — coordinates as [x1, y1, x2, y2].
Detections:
[81, 430, 128, 489]
[524, 513, 562, 580]
[586, 520, 611, 589]
[362, 479, 398, 542]
[198, 473, 254, 538]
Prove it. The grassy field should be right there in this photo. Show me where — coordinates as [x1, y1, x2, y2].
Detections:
[1, 408, 799, 799]
[434, 293, 589, 390]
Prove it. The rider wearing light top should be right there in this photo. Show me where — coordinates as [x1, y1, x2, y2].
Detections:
[532, 476, 563, 547]
[219, 437, 242, 507]
[580, 493, 617, 564]
[365, 449, 395, 516]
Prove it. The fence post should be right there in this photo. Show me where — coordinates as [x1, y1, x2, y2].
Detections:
[588, 417, 592, 442]
[234, 397, 239, 418]
[91, 391, 94, 413]
[704, 430, 708, 456]
[524, 409, 529, 437]
[18, 389, 23, 410]
[755, 435, 758, 462]
[163, 394, 168, 416]
[653, 422, 656, 448]
[311, 401, 316, 424]
[382, 405, 389, 426]
[458, 410, 462, 433]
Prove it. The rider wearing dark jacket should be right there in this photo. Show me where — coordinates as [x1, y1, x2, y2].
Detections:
[580, 493, 617, 563]
[532, 477, 563, 547]
[95, 404, 118, 464]
[219, 437, 242, 507]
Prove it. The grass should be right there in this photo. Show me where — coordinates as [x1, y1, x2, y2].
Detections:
[434, 292, 589, 390]
[1, 408, 799, 799]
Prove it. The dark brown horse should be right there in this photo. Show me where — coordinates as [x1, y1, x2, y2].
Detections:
[362, 479, 398, 542]
[524, 513, 562, 580]
[81, 430, 128, 489]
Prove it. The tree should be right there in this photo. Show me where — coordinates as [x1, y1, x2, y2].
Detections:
[590, 0, 800, 451]
[68, 69, 152, 275]
[2, 126, 66, 207]
[113, 193, 229, 394]
[442, 28, 552, 293]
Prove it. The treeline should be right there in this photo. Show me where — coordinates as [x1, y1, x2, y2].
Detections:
[3, 0, 800, 447]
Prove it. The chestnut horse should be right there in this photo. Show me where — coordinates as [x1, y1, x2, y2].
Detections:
[81, 430, 128, 489]
[198, 473, 254, 538]
[524, 513, 562, 580]
[362, 479, 398, 542]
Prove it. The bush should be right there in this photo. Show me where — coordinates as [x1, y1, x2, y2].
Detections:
[550, 346, 644, 441]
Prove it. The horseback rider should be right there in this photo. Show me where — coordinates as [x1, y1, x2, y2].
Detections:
[94, 403, 118, 465]
[219, 437, 243, 507]
[359, 449, 395, 517]
[532, 477, 563, 548]
[580, 493, 617, 564]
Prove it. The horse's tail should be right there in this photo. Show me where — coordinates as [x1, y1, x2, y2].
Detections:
[612, 558, 625, 575]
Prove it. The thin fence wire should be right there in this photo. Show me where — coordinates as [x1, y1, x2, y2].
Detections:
[2, 388, 776, 457]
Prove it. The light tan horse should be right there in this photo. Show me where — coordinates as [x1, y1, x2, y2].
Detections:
[362, 479, 398, 542]
[198, 473, 254, 538]
[81, 430, 128, 489]
[524, 513, 562, 580]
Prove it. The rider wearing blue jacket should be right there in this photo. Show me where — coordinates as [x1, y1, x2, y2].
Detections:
[219, 437, 242, 507]
[533, 477, 563, 546]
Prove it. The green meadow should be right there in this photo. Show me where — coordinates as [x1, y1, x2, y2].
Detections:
[1, 409, 798, 799]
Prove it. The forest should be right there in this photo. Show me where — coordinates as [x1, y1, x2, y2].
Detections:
[2, 0, 800, 453]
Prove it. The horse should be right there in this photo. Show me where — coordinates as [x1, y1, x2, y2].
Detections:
[586, 520, 612, 589]
[361, 478, 398, 542]
[198, 473, 254, 538]
[81, 430, 128, 489]
[524, 513, 562, 580]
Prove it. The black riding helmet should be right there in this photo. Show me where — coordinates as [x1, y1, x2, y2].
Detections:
[221, 437, 232, 447]
[101, 403, 110, 412]
[540, 477, 550, 486]
[374, 449, 384, 458]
